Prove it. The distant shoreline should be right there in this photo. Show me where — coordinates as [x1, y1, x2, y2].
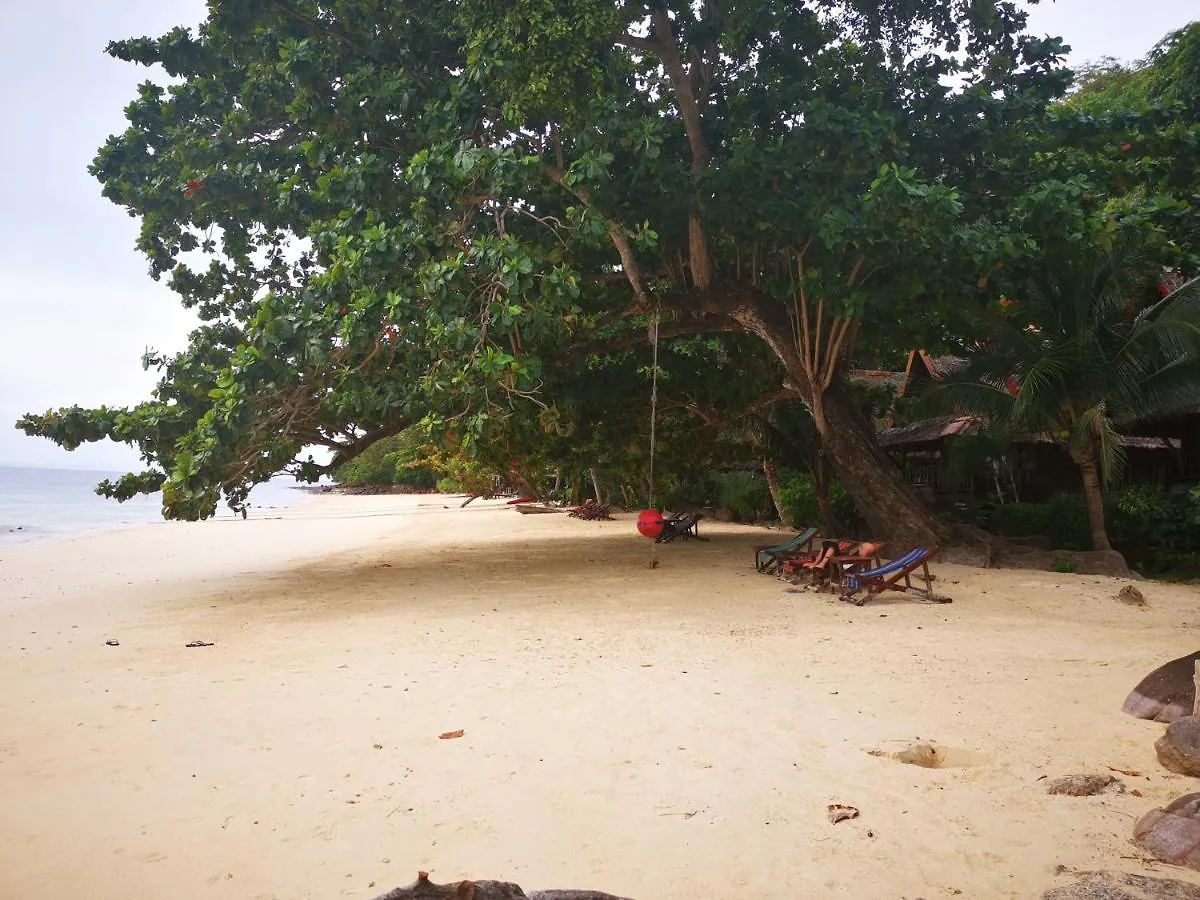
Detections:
[301, 482, 440, 496]
[0, 466, 317, 549]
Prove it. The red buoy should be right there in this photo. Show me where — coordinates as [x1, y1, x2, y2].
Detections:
[636, 509, 665, 540]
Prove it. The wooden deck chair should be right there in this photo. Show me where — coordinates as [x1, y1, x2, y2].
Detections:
[840, 547, 948, 605]
[657, 512, 706, 543]
[755, 527, 818, 573]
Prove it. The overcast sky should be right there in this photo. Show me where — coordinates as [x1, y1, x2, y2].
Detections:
[0, 0, 1196, 471]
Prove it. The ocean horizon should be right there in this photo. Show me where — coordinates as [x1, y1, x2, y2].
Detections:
[0, 465, 315, 546]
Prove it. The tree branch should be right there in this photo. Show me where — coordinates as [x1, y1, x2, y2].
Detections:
[321, 420, 412, 472]
[649, 8, 713, 290]
[615, 33, 662, 54]
[660, 387, 804, 430]
[543, 164, 650, 308]
[651, 10, 710, 169]
[556, 314, 740, 361]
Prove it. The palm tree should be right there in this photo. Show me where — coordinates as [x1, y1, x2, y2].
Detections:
[924, 248, 1200, 553]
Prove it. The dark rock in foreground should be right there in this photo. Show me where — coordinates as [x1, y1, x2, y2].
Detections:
[1046, 773, 1124, 796]
[371, 872, 632, 900]
[1124, 651, 1200, 724]
[1044, 870, 1200, 899]
[1133, 794, 1200, 871]
[1158, 717, 1200, 777]
[1117, 585, 1147, 606]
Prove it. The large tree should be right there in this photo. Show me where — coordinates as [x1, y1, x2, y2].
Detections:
[20, 0, 1077, 547]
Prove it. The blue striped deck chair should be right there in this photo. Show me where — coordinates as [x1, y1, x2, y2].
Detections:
[841, 547, 949, 605]
[755, 527, 818, 573]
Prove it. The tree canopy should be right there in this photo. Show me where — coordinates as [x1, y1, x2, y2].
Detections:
[17, 1, 1200, 551]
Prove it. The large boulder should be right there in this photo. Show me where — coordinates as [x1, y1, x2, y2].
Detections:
[1124, 651, 1200, 724]
[1158, 717, 1200, 777]
[1069, 549, 1134, 578]
[1133, 794, 1200, 871]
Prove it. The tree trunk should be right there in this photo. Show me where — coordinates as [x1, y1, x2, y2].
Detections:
[762, 457, 786, 524]
[1077, 448, 1114, 551]
[589, 467, 603, 505]
[718, 280, 948, 552]
[508, 467, 541, 503]
[815, 381, 945, 552]
[812, 455, 843, 536]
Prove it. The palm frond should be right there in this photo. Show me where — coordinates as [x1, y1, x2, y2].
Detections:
[1009, 349, 1076, 429]
[915, 380, 1018, 423]
[1133, 358, 1200, 423]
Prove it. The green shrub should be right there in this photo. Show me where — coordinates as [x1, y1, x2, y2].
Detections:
[775, 470, 860, 532]
[1051, 551, 1078, 573]
[709, 470, 773, 521]
[776, 472, 819, 528]
[988, 494, 1091, 550]
[336, 441, 402, 486]
[658, 472, 710, 512]
[335, 426, 440, 489]
[981, 485, 1200, 577]
[1111, 485, 1200, 574]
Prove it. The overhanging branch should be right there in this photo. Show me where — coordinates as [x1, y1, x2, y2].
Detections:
[557, 315, 740, 361]
[543, 164, 650, 308]
[659, 387, 804, 431]
[615, 33, 662, 54]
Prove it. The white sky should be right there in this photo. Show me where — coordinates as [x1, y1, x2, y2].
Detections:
[0, 0, 1196, 470]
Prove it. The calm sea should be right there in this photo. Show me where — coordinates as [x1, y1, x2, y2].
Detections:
[0, 465, 314, 546]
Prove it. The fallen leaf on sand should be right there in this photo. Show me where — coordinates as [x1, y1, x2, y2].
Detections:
[439, 729, 464, 740]
[827, 804, 859, 824]
[1107, 766, 1142, 777]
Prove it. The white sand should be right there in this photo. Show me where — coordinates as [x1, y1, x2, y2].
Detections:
[2, 494, 1199, 899]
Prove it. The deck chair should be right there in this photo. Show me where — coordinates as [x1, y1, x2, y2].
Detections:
[840, 547, 948, 605]
[781, 540, 856, 579]
[755, 527, 818, 573]
[657, 512, 706, 543]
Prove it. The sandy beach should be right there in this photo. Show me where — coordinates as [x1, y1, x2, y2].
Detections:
[2, 493, 1199, 899]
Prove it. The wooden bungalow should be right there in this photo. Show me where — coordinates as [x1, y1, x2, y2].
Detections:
[851, 351, 1197, 505]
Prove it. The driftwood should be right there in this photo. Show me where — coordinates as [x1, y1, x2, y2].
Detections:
[568, 501, 613, 520]
[371, 872, 633, 900]
[513, 504, 564, 515]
